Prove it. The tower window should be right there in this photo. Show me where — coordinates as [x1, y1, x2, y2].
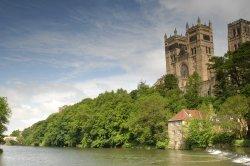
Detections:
[206, 47, 211, 54]
[180, 64, 189, 78]
[233, 29, 236, 37]
[191, 48, 196, 55]
[189, 35, 197, 42]
[203, 34, 210, 41]
[234, 44, 237, 50]
[237, 27, 241, 35]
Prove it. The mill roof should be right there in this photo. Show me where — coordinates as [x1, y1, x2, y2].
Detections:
[168, 109, 203, 122]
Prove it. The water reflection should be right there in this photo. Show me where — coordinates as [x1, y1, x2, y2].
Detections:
[0, 145, 246, 166]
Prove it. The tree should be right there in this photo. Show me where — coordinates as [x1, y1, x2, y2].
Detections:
[0, 97, 11, 142]
[219, 95, 250, 138]
[185, 119, 214, 149]
[165, 89, 187, 114]
[210, 42, 250, 99]
[10, 130, 21, 137]
[155, 74, 179, 97]
[127, 94, 172, 147]
[184, 72, 202, 109]
[130, 82, 156, 100]
[198, 102, 215, 120]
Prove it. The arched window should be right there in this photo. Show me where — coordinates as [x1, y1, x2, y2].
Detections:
[180, 64, 189, 78]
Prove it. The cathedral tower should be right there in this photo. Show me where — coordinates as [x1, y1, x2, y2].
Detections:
[164, 17, 214, 95]
[186, 18, 214, 83]
[228, 19, 250, 52]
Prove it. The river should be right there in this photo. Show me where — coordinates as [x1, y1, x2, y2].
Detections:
[0, 145, 249, 166]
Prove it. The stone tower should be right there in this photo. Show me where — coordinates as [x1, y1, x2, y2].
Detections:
[228, 19, 250, 52]
[164, 17, 214, 95]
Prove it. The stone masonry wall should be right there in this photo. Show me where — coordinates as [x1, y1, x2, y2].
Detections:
[168, 121, 185, 149]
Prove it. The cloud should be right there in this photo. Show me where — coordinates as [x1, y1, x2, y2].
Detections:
[1, 0, 249, 134]
[0, 82, 86, 133]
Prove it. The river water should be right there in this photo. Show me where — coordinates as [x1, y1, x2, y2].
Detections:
[0, 145, 249, 166]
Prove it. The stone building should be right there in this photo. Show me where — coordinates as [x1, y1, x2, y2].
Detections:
[164, 17, 215, 95]
[228, 19, 250, 52]
[168, 109, 203, 149]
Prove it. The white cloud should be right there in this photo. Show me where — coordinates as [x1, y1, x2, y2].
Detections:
[1, 0, 249, 134]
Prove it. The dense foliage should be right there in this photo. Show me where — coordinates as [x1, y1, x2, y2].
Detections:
[0, 97, 11, 142]
[185, 119, 214, 148]
[21, 87, 175, 148]
[19, 42, 250, 149]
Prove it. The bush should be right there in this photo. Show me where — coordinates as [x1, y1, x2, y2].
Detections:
[156, 141, 167, 149]
[5, 139, 19, 146]
[212, 132, 235, 145]
[234, 139, 250, 147]
[122, 143, 133, 148]
[185, 119, 214, 149]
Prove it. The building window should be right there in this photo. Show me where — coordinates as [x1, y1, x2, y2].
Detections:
[234, 44, 237, 50]
[237, 27, 241, 36]
[191, 47, 197, 55]
[180, 64, 189, 78]
[203, 34, 210, 41]
[233, 29, 236, 37]
[208, 47, 211, 54]
[189, 35, 197, 42]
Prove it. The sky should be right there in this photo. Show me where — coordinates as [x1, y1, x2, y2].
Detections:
[0, 0, 249, 134]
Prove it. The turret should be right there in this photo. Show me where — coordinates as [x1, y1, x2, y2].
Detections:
[186, 22, 189, 30]
[174, 28, 177, 36]
[209, 20, 212, 28]
[197, 16, 201, 25]
[164, 33, 167, 42]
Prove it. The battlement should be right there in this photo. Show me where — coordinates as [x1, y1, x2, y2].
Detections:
[228, 18, 250, 26]
[227, 18, 250, 52]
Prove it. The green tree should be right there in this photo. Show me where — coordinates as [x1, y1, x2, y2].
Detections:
[165, 89, 187, 114]
[185, 119, 214, 149]
[0, 97, 11, 142]
[210, 42, 250, 99]
[218, 95, 250, 138]
[184, 72, 202, 109]
[10, 130, 21, 137]
[127, 94, 172, 147]
[155, 74, 179, 97]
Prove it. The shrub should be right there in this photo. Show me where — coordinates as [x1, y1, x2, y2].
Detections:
[156, 141, 167, 149]
[212, 132, 235, 145]
[234, 139, 250, 147]
[185, 119, 214, 149]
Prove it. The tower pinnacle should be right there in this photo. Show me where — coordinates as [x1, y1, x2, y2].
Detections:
[164, 33, 167, 41]
[186, 22, 189, 29]
[209, 20, 212, 28]
[197, 16, 201, 25]
[174, 28, 177, 36]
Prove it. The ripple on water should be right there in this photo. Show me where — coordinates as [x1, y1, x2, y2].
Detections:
[207, 148, 250, 165]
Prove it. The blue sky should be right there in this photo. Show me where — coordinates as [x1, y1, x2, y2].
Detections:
[0, 0, 249, 133]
